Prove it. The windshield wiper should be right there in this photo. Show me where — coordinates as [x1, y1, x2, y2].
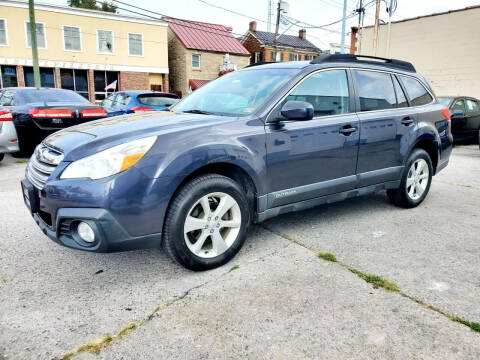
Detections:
[182, 109, 215, 115]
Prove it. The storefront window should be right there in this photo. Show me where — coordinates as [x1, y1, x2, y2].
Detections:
[60, 69, 89, 99]
[0, 65, 18, 88]
[94, 70, 118, 102]
[24, 67, 55, 88]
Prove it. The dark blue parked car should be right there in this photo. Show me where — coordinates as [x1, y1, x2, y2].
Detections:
[102, 91, 180, 117]
[22, 54, 453, 270]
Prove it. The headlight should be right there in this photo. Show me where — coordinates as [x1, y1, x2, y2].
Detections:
[61, 136, 157, 180]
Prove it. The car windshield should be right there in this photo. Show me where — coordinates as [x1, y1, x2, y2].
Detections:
[137, 95, 180, 107]
[438, 97, 452, 106]
[172, 68, 298, 116]
[17, 89, 90, 105]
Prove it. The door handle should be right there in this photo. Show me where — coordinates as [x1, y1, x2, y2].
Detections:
[401, 117, 414, 126]
[339, 126, 357, 135]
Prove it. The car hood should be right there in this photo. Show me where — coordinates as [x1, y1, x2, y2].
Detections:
[44, 111, 235, 161]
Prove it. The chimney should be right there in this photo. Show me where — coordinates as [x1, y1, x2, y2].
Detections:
[299, 29, 306, 39]
[350, 27, 359, 54]
[249, 21, 257, 32]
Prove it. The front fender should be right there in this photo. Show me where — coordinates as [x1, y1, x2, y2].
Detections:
[135, 120, 267, 195]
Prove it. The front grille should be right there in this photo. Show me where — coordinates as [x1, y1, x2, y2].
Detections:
[26, 144, 63, 190]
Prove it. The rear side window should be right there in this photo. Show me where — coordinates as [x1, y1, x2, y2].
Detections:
[465, 99, 479, 113]
[113, 93, 131, 107]
[16, 89, 89, 105]
[354, 70, 396, 111]
[283, 69, 350, 117]
[400, 76, 433, 106]
[0, 90, 15, 106]
[138, 95, 180, 107]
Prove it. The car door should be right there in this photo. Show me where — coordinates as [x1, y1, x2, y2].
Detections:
[449, 98, 467, 137]
[354, 70, 418, 187]
[265, 69, 359, 208]
[464, 98, 480, 137]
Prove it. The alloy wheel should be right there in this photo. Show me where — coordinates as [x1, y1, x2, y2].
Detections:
[184, 192, 241, 258]
[406, 159, 429, 200]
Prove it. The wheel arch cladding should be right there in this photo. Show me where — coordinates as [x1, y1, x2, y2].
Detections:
[412, 138, 438, 173]
[166, 162, 259, 225]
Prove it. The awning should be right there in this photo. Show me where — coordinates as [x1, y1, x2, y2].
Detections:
[189, 79, 210, 90]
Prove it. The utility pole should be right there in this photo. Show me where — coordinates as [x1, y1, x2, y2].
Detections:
[340, 0, 348, 54]
[372, 0, 381, 56]
[357, 0, 363, 54]
[386, 0, 393, 57]
[28, 0, 41, 87]
[267, 0, 273, 33]
[273, 1, 281, 62]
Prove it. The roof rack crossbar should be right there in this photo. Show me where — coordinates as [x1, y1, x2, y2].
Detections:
[310, 54, 416, 72]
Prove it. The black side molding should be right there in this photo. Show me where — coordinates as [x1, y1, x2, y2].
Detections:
[310, 54, 416, 73]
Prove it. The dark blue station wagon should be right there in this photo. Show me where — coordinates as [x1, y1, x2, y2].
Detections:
[22, 54, 453, 270]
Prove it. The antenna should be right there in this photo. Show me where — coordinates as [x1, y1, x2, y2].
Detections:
[267, 0, 273, 32]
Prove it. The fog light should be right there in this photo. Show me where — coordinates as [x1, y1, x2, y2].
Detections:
[77, 222, 95, 243]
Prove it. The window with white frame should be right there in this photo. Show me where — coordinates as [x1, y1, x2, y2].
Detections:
[97, 30, 114, 53]
[192, 54, 201, 68]
[128, 33, 143, 56]
[289, 53, 301, 61]
[0, 19, 7, 46]
[26, 22, 46, 48]
[254, 52, 261, 63]
[304, 54, 314, 61]
[63, 26, 81, 51]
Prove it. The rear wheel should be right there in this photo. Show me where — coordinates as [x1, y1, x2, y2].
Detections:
[387, 149, 433, 208]
[162, 174, 251, 271]
[0, 153, 4, 162]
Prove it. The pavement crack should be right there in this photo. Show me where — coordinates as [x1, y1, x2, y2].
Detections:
[260, 224, 480, 334]
[436, 180, 480, 191]
[57, 237, 291, 359]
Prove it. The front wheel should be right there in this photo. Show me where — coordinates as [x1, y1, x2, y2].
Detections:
[162, 174, 251, 271]
[0, 153, 4, 162]
[387, 149, 433, 208]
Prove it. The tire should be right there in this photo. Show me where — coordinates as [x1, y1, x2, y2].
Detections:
[0, 153, 4, 162]
[478, 128, 480, 150]
[387, 149, 433, 208]
[162, 174, 251, 271]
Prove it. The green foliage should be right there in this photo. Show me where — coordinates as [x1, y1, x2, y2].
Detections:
[68, 0, 117, 13]
[450, 317, 480, 333]
[317, 252, 337, 262]
[347, 267, 400, 292]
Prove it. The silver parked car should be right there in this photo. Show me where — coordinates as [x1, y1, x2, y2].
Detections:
[0, 109, 19, 162]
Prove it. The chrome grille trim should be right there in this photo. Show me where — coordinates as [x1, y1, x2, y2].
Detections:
[26, 144, 63, 190]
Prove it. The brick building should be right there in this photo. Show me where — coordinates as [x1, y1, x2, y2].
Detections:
[0, 0, 169, 103]
[241, 21, 321, 64]
[165, 17, 250, 97]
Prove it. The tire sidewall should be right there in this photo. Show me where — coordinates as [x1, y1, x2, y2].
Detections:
[166, 176, 250, 270]
[401, 149, 433, 206]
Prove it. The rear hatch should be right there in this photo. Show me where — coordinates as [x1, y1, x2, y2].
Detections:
[28, 102, 107, 130]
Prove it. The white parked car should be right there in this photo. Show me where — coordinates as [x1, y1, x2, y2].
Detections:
[0, 109, 19, 162]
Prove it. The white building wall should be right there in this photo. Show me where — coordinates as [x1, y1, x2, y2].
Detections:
[357, 7, 480, 99]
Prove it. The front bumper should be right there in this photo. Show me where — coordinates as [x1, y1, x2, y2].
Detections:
[21, 165, 184, 252]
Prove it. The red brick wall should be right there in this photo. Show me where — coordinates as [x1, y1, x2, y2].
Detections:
[87, 70, 95, 103]
[162, 73, 169, 92]
[263, 48, 318, 62]
[119, 72, 150, 91]
[54, 67, 61, 88]
[16, 66, 25, 87]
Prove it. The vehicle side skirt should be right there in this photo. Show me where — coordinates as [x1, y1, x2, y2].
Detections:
[256, 180, 400, 223]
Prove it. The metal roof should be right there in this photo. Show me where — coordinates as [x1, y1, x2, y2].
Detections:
[249, 31, 321, 52]
[165, 17, 250, 56]
[189, 79, 211, 90]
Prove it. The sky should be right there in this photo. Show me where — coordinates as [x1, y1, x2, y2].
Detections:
[42, 0, 480, 50]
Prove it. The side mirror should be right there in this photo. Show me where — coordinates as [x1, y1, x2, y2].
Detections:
[280, 101, 314, 121]
[450, 110, 464, 118]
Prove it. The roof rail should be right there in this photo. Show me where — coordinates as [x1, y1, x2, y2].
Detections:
[310, 54, 416, 72]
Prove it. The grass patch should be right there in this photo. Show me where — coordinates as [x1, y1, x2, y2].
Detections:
[450, 317, 480, 333]
[230, 264, 240, 271]
[317, 252, 337, 262]
[347, 267, 399, 292]
[15, 159, 28, 164]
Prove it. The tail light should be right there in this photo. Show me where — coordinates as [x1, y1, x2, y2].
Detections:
[0, 110, 13, 121]
[81, 108, 107, 118]
[29, 109, 73, 118]
[441, 107, 451, 121]
[131, 106, 155, 113]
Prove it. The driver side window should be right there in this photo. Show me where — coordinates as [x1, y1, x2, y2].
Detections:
[452, 99, 465, 114]
[272, 69, 350, 120]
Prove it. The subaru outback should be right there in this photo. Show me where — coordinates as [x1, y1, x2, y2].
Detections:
[21, 54, 453, 270]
